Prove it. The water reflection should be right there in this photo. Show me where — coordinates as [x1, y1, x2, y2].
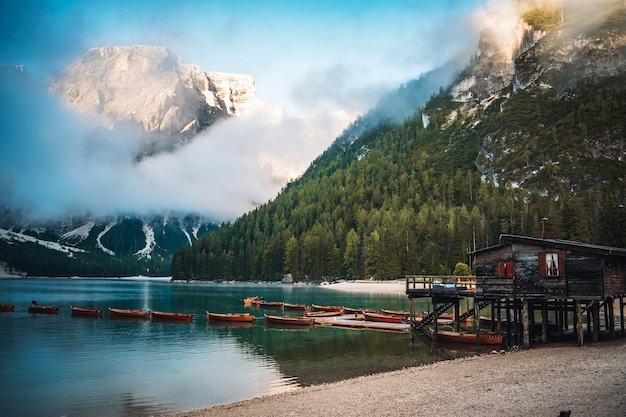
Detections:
[0, 278, 481, 417]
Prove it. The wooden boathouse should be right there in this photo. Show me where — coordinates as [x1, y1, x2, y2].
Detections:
[406, 234, 626, 348]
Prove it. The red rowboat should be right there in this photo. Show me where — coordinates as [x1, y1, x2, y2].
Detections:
[283, 303, 310, 311]
[311, 304, 344, 313]
[71, 306, 103, 317]
[305, 310, 343, 317]
[0, 303, 15, 312]
[363, 311, 407, 323]
[206, 311, 256, 323]
[28, 301, 59, 314]
[152, 310, 193, 322]
[108, 307, 150, 319]
[264, 314, 315, 326]
[428, 327, 504, 345]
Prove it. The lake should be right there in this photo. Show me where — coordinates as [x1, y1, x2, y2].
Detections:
[0, 278, 484, 417]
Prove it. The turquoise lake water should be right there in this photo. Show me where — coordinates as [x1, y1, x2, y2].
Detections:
[0, 278, 484, 416]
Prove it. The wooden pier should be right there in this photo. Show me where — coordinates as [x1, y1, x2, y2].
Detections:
[406, 235, 626, 348]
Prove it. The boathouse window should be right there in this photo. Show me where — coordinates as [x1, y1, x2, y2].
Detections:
[538, 251, 566, 277]
[498, 260, 515, 278]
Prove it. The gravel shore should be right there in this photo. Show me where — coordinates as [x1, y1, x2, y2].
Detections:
[170, 338, 626, 417]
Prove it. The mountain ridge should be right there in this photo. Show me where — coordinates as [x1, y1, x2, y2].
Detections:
[49, 45, 258, 157]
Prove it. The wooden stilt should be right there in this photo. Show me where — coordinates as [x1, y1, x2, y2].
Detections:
[474, 299, 481, 347]
[454, 299, 460, 332]
[576, 300, 583, 347]
[496, 300, 502, 336]
[619, 295, 625, 336]
[432, 297, 438, 348]
[608, 297, 615, 340]
[506, 298, 512, 348]
[522, 299, 530, 349]
[542, 301, 548, 343]
[409, 297, 415, 342]
[593, 302, 600, 343]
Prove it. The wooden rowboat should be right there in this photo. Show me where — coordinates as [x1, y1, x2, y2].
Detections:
[428, 327, 504, 345]
[206, 311, 256, 323]
[264, 314, 315, 326]
[152, 310, 193, 322]
[108, 307, 150, 319]
[363, 311, 407, 323]
[0, 303, 15, 312]
[257, 300, 284, 309]
[311, 304, 344, 313]
[283, 303, 310, 311]
[71, 306, 103, 317]
[305, 310, 343, 317]
[28, 301, 59, 314]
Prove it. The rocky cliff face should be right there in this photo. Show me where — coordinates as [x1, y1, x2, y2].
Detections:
[438, 0, 626, 190]
[49, 45, 257, 156]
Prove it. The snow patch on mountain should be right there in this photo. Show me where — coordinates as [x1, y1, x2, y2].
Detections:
[60, 220, 95, 243]
[134, 222, 155, 259]
[96, 222, 117, 256]
[0, 228, 87, 257]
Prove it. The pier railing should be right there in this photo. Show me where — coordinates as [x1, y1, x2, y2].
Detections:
[405, 275, 476, 293]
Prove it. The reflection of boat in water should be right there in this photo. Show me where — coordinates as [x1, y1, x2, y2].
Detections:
[108, 307, 150, 319]
[206, 311, 256, 323]
[428, 327, 504, 345]
[363, 312, 407, 323]
[71, 306, 103, 318]
[152, 310, 193, 322]
[0, 303, 15, 312]
[28, 301, 59, 314]
[264, 314, 315, 326]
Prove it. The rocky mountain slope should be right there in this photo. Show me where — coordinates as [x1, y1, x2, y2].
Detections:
[49, 45, 257, 157]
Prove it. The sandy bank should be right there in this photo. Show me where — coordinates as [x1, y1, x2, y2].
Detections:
[169, 338, 626, 417]
[319, 280, 406, 294]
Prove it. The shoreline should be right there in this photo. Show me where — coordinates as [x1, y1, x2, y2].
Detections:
[169, 338, 626, 417]
[319, 279, 406, 294]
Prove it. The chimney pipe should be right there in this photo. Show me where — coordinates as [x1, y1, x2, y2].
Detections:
[541, 217, 548, 239]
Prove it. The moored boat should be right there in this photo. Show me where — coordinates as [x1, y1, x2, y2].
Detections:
[264, 314, 315, 326]
[71, 306, 103, 317]
[283, 302, 310, 311]
[257, 300, 284, 309]
[152, 310, 193, 322]
[206, 311, 256, 323]
[363, 311, 407, 323]
[108, 307, 150, 319]
[428, 327, 504, 345]
[311, 304, 344, 313]
[305, 309, 343, 317]
[28, 301, 59, 314]
[243, 296, 260, 306]
[0, 303, 15, 312]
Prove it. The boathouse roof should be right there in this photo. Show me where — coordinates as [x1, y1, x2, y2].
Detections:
[471, 234, 626, 257]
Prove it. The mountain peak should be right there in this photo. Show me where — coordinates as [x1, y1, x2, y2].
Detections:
[49, 45, 257, 155]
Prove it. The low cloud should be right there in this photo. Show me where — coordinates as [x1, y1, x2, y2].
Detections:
[0, 77, 353, 222]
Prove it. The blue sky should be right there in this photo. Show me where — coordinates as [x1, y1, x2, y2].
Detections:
[1, 0, 499, 221]
[1, 0, 487, 114]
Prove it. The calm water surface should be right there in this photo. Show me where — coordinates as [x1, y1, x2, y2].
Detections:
[0, 278, 483, 417]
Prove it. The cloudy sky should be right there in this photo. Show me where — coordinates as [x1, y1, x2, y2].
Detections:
[0, 0, 497, 222]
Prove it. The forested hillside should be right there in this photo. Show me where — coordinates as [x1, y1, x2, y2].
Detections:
[172, 4, 626, 282]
